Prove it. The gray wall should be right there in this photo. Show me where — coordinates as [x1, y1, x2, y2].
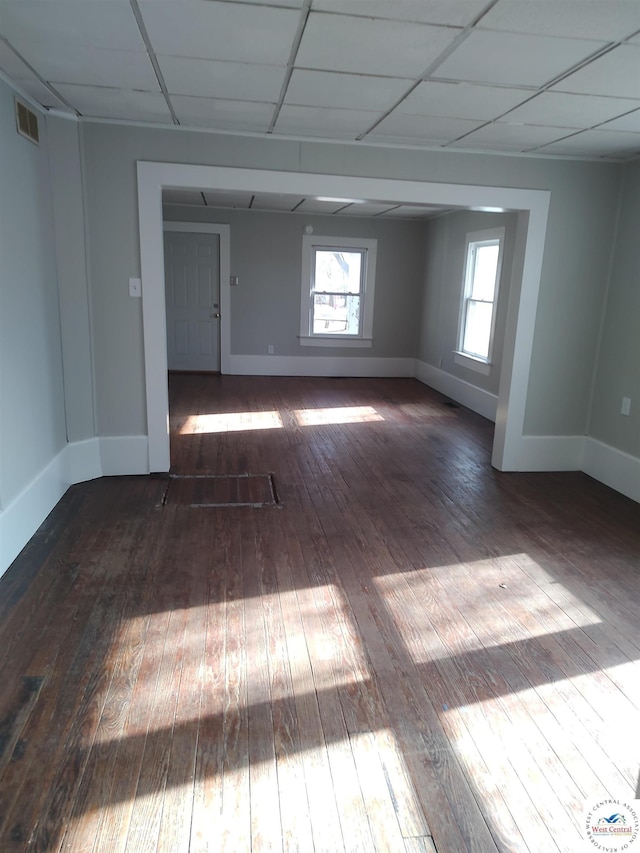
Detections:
[588, 160, 640, 457]
[163, 205, 426, 358]
[418, 209, 520, 397]
[0, 78, 67, 508]
[81, 120, 622, 441]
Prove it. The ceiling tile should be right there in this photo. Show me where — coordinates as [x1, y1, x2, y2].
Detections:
[398, 81, 533, 120]
[450, 121, 572, 150]
[536, 128, 640, 157]
[55, 84, 172, 122]
[158, 56, 286, 101]
[275, 105, 380, 138]
[250, 193, 302, 212]
[11, 43, 159, 90]
[502, 91, 640, 129]
[0, 1, 146, 52]
[285, 69, 411, 112]
[380, 204, 450, 218]
[434, 30, 606, 87]
[202, 190, 254, 208]
[163, 190, 205, 206]
[14, 79, 72, 112]
[170, 96, 275, 132]
[598, 108, 640, 133]
[368, 113, 484, 143]
[294, 198, 351, 214]
[552, 45, 640, 99]
[311, 0, 490, 27]
[479, 0, 640, 42]
[296, 12, 460, 77]
[339, 202, 400, 216]
[139, 1, 300, 64]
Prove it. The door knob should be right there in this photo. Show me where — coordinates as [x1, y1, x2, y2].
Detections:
[210, 312, 221, 319]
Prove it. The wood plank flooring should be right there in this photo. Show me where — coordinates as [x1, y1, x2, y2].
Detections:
[1, 374, 639, 852]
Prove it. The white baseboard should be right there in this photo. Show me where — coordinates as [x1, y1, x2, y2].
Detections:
[0, 446, 70, 578]
[100, 436, 149, 476]
[414, 359, 498, 422]
[583, 437, 640, 503]
[65, 437, 102, 484]
[228, 354, 415, 377]
[514, 435, 586, 471]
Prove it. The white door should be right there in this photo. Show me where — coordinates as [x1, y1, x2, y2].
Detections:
[164, 230, 221, 371]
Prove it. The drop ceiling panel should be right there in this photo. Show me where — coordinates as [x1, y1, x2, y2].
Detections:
[398, 81, 533, 120]
[139, 1, 300, 64]
[14, 79, 73, 113]
[158, 56, 286, 101]
[451, 121, 571, 150]
[55, 85, 172, 122]
[478, 0, 640, 42]
[311, 0, 490, 27]
[434, 30, 606, 87]
[368, 113, 484, 144]
[0, 1, 146, 52]
[380, 204, 450, 218]
[293, 199, 351, 214]
[275, 105, 380, 139]
[296, 13, 460, 77]
[284, 69, 411, 112]
[170, 96, 275, 132]
[13, 44, 159, 90]
[163, 190, 205, 206]
[338, 202, 401, 216]
[503, 91, 640, 129]
[0, 40, 36, 81]
[551, 45, 640, 99]
[250, 193, 302, 212]
[202, 190, 255, 208]
[598, 109, 640, 133]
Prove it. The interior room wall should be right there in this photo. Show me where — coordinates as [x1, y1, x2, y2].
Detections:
[81, 120, 621, 443]
[418, 209, 519, 398]
[0, 78, 67, 511]
[588, 159, 640, 458]
[163, 204, 426, 360]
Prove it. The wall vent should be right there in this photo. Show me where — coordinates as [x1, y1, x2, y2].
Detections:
[15, 98, 39, 145]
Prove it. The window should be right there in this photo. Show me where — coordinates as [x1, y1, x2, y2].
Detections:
[456, 227, 504, 373]
[300, 235, 377, 347]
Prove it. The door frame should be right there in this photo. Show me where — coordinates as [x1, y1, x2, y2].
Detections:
[138, 161, 549, 473]
[163, 221, 230, 374]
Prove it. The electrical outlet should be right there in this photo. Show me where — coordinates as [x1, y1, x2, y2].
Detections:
[267, 345, 274, 355]
[621, 397, 631, 416]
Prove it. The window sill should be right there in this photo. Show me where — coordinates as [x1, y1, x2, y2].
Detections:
[299, 335, 373, 348]
[454, 351, 491, 375]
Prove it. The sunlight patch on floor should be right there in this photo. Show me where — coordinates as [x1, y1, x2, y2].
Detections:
[180, 411, 283, 434]
[294, 406, 383, 426]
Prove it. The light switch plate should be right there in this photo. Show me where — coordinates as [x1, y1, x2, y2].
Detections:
[129, 277, 141, 298]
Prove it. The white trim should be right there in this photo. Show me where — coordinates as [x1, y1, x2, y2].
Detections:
[65, 438, 102, 484]
[137, 162, 550, 472]
[163, 221, 231, 375]
[583, 438, 640, 504]
[414, 359, 498, 422]
[100, 436, 149, 476]
[299, 336, 372, 348]
[515, 435, 586, 472]
[229, 354, 415, 377]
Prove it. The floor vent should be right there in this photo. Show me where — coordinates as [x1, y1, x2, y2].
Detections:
[164, 473, 280, 508]
[15, 99, 39, 145]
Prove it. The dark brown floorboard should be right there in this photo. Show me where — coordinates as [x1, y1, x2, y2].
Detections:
[1, 374, 639, 852]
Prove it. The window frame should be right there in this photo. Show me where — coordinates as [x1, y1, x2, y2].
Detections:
[455, 226, 505, 374]
[299, 234, 378, 348]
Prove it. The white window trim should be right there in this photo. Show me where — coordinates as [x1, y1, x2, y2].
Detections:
[456, 226, 505, 371]
[300, 234, 377, 348]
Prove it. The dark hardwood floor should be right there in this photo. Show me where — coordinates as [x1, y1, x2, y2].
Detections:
[1, 373, 639, 852]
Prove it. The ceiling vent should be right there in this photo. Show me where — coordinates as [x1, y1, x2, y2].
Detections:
[15, 98, 39, 145]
